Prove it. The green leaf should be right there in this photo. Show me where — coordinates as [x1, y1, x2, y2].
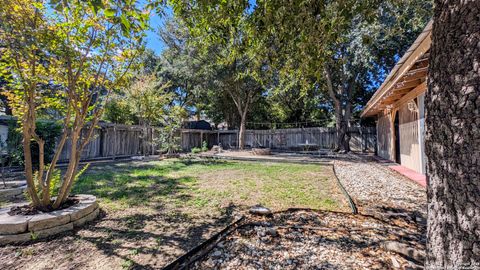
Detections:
[89, 0, 104, 15]
[105, 8, 116, 18]
[32, 2, 44, 10]
[120, 14, 131, 32]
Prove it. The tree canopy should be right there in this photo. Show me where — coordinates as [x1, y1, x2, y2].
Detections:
[99, 0, 432, 150]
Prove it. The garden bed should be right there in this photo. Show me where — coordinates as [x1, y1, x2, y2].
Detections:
[0, 194, 99, 245]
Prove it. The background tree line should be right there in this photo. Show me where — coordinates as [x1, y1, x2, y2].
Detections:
[101, 0, 432, 151]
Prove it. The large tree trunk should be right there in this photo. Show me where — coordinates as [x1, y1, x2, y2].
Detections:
[325, 68, 352, 152]
[335, 118, 351, 152]
[425, 1, 480, 267]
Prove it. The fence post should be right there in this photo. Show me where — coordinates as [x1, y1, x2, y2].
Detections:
[112, 125, 116, 160]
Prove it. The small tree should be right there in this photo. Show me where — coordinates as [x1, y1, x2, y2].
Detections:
[158, 106, 188, 155]
[124, 75, 172, 127]
[123, 74, 173, 155]
[0, 0, 148, 209]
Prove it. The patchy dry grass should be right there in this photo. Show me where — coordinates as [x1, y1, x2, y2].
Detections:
[75, 159, 347, 214]
[0, 159, 348, 270]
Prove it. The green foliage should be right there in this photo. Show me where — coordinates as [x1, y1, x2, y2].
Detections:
[5, 120, 62, 166]
[103, 99, 137, 125]
[158, 106, 188, 154]
[0, 0, 150, 208]
[30, 231, 38, 241]
[47, 168, 62, 198]
[201, 141, 208, 152]
[190, 141, 208, 154]
[166, 0, 432, 128]
[191, 147, 201, 154]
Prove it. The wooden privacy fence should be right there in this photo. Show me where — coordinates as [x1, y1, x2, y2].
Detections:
[59, 123, 160, 162]
[181, 127, 376, 152]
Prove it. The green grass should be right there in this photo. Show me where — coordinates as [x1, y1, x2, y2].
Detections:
[73, 159, 347, 215]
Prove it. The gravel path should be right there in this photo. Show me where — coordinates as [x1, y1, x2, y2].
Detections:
[334, 154, 427, 221]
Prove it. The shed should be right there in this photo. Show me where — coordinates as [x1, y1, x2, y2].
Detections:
[182, 120, 213, 130]
[361, 20, 432, 175]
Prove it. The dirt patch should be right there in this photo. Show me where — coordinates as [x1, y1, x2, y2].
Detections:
[0, 206, 238, 270]
[8, 198, 80, 216]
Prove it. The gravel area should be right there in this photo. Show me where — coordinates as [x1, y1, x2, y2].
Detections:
[334, 154, 427, 226]
[192, 209, 425, 270]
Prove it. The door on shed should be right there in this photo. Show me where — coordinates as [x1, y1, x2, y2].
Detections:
[376, 113, 392, 160]
[398, 98, 422, 173]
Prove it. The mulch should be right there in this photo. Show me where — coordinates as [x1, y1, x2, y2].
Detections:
[7, 197, 80, 216]
[191, 209, 425, 270]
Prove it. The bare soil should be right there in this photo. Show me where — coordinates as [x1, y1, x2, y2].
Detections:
[8, 198, 80, 216]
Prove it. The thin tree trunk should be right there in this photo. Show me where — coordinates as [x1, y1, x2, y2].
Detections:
[425, 1, 480, 267]
[22, 131, 41, 206]
[238, 114, 246, 150]
[22, 86, 42, 207]
[53, 130, 80, 209]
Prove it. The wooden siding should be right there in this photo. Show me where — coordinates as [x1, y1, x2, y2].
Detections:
[376, 113, 393, 160]
[398, 99, 422, 173]
[417, 94, 426, 174]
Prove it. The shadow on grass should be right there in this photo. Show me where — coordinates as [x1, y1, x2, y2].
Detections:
[73, 159, 232, 207]
[74, 204, 239, 269]
[69, 160, 241, 269]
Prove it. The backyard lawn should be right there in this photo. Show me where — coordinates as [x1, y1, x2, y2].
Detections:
[0, 158, 348, 270]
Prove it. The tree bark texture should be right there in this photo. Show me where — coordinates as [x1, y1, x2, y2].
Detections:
[228, 82, 253, 150]
[425, 1, 480, 267]
[238, 115, 246, 150]
[325, 67, 352, 152]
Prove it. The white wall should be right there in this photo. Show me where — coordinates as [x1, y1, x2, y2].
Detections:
[0, 124, 8, 150]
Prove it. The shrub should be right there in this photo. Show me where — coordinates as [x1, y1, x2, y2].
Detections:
[191, 147, 202, 154]
[201, 141, 208, 152]
[5, 119, 62, 166]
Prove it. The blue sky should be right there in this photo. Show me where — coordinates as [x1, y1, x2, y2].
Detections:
[145, 13, 164, 54]
[145, 8, 170, 55]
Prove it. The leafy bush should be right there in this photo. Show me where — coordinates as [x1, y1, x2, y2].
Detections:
[191, 147, 202, 154]
[201, 140, 208, 152]
[5, 119, 62, 166]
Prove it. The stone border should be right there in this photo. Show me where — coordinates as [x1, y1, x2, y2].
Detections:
[0, 181, 27, 201]
[0, 194, 99, 245]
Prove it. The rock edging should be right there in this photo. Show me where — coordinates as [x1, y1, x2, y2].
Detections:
[0, 194, 99, 245]
[0, 182, 27, 201]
